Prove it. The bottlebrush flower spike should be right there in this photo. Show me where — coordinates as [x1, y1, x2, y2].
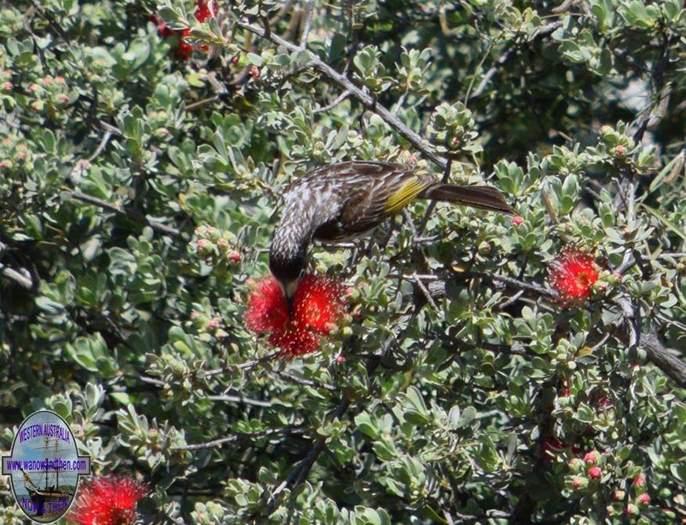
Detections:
[195, 0, 217, 23]
[245, 274, 347, 358]
[150, 15, 173, 38]
[548, 248, 600, 304]
[269, 325, 321, 357]
[245, 277, 289, 334]
[67, 475, 147, 525]
[152, 0, 217, 61]
[293, 274, 347, 334]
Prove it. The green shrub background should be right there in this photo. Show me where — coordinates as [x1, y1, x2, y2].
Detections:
[1, 0, 686, 523]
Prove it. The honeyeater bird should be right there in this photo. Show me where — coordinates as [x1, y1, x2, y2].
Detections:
[269, 160, 513, 300]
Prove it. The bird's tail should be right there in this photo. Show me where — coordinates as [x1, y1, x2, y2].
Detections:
[421, 184, 514, 214]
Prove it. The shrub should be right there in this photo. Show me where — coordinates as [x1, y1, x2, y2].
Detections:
[1, 1, 685, 523]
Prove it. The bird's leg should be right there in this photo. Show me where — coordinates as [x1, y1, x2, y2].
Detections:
[349, 245, 359, 268]
[376, 216, 399, 253]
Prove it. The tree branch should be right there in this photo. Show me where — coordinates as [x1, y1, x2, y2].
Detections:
[67, 190, 181, 237]
[468, 21, 562, 101]
[641, 328, 686, 388]
[235, 20, 447, 169]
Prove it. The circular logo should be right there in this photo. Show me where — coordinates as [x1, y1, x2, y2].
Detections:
[2, 410, 91, 523]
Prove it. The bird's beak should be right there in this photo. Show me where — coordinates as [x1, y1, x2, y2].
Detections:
[284, 279, 299, 300]
[283, 280, 299, 315]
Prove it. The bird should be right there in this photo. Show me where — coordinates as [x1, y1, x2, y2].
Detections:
[269, 160, 513, 300]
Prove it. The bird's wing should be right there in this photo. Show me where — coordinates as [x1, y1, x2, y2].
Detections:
[337, 163, 431, 234]
[290, 161, 429, 239]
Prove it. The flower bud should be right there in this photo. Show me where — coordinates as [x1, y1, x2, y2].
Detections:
[637, 493, 650, 506]
[587, 466, 602, 480]
[583, 450, 599, 465]
[632, 472, 646, 488]
[511, 215, 524, 227]
[227, 250, 241, 264]
[570, 476, 587, 490]
[568, 458, 585, 473]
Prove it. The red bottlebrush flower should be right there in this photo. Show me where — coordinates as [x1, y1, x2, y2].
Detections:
[268, 325, 321, 357]
[176, 39, 193, 60]
[195, 0, 217, 22]
[150, 14, 174, 37]
[175, 28, 193, 60]
[549, 248, 600, 304]
[540, 436, 565, 463]
[245, 274, 347, 357]
[67, 475, 147, 525]
[293, 274, 346, 334]
[245, 277, 289, 334]
[587, 466, 602, 480]
[637, 493, 650, 506]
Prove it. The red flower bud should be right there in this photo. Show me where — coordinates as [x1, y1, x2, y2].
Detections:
[637, 493, 650, 506]
[633, 473, 646, 488]
[227, 250, 241, 264]
[583, 451, 599, 466]
[587, 466, 602, 480]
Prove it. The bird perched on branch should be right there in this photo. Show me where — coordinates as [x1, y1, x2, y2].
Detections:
[269, 160, 512, 300]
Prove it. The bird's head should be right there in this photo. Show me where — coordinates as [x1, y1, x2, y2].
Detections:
[269, 241, 306, 305]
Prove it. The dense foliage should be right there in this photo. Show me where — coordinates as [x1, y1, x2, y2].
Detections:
[1, 0, 686, 523]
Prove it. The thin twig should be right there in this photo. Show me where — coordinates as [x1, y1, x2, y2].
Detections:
[412, 272, 439, 311]
[67, 190, 181, 237]
[313, 90, 351, 114]
[299, 0, 315, 48]
[186, 95, 221, 112]
[87, 131, 113, 162]
[236, 20, 446, 169]
[174, 428, 302, 451]
[469, 22, 562, 100]
[267, 398, 350, 510]
[641, 328, 686, 387]
[205, 394, 273, 408]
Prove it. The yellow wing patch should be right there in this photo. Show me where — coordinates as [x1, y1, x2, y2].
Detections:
[384, 177, 428, 214]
